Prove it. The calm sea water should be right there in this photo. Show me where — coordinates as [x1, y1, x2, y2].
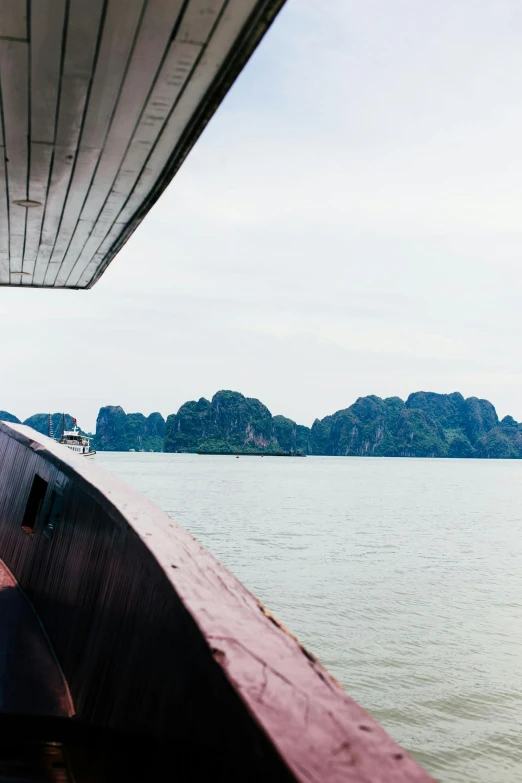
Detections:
[96, 453, 522, 783]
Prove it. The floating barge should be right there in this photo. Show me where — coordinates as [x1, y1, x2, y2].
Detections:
[0, 1, 434, 780]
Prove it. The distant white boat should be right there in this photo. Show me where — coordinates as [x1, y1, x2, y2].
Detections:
[56, 416, 96, 457]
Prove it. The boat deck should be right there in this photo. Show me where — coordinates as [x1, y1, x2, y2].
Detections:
[0, 421, 435, 782]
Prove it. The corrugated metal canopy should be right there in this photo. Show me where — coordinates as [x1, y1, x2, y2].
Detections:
[0, 0, 285, 288]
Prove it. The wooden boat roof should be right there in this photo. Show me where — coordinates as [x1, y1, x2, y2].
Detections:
[0, 0, 285, 288]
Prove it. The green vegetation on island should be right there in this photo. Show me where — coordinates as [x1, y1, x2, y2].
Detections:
[164, 391, 307, 455]
[1, 389, 522, 458]
[309, 392, 505, 458]
[93, 407, 166, 452]
[0, 411, 20, 424]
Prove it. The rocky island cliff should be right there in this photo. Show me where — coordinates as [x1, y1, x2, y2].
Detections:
[94, 407, 166, 452]
[309, 392, 504, 458]
[2, 390, 522, 458]
[164, 390, 309, 455]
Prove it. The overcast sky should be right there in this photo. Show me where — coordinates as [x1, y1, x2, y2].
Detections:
[2, 0, 522, 432]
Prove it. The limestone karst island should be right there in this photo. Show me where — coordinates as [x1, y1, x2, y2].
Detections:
[5, 390, 522, 458]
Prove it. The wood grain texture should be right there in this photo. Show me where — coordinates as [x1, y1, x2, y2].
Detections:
[22, 143, 53, 283]
[0, 421, 434, 782]
[30, 0, 65, 145]
[0, 150, 9, 283]
[0, 38, 28, 283]
[51, 0, 146, 286]
[76, 0, 185, 227]
[115, 0, 260, 230]
[39, 0, 105, 287]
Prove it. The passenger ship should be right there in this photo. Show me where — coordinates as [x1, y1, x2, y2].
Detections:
[57, 418, 96, 457]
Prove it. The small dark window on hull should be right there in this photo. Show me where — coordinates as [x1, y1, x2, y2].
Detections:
[21, 475, 48, 535]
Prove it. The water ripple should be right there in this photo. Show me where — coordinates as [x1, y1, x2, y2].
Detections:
[98, 453, 522, 783]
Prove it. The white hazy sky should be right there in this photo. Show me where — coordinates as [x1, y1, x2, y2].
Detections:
[3, 0, 522, 432]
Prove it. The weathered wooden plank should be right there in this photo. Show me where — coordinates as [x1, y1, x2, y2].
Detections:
[49, 0, 146, 285]
[32, 145, 76, 286]
[46, 146, 100, 274]
[0, 40, 28, 204]
[59, 227, 108, 287]
[76, 215, 135, 286]
[30, 0, 66, 144]
[0, 250, 9, 285]
[0, 0, 27, 40]
[35, 0, 104, 286]
[26, 1, 67, 285]
[0, 252, 9, 284]
[81, 0, 146, 152]
[177, 0, 226, 45]
[53, 217, 95, 287]
[78, 0, 185, 224]
[67, 222, 124, 287]
[69, 35, 201, 268]
[21, 143, 54, 284]
[0, 39, 28, 277]
[0, 144, 9, 283]
[117, 0, 259, 227]
[67, 1, 229, 285]
[74, 250, 106, 288]
[110, 41, 202, 204]
[61, 0, 185, 286]
[8, 234, 23, 276]
[54, 0, 105, 148]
